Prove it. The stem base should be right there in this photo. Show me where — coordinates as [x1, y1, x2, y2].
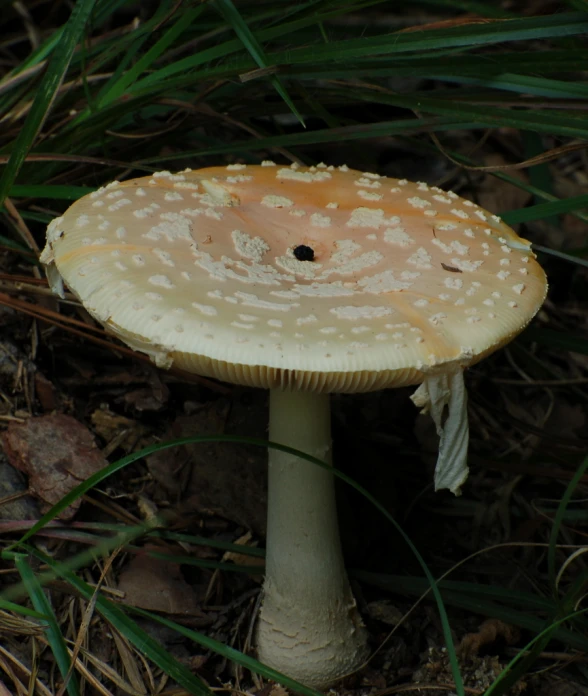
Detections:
[256, 389, 368, 687]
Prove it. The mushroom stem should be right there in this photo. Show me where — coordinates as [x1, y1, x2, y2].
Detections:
[256, 388, 369, 687]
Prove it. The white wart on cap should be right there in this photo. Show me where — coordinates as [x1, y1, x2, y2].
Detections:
[41, 163, 547, 394]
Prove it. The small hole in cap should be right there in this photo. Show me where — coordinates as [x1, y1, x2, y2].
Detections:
[293, 244, 315, 261]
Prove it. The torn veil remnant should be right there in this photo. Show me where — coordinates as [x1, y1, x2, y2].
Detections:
[411, 370, 470, 494]
[41, 163, 547, 687]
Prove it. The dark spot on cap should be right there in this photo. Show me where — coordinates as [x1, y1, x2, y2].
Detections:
[293, 244, 315, 262]
[441, 262, 462, 273]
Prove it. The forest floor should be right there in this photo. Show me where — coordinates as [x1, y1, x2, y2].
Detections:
[1, 2, 588, 695]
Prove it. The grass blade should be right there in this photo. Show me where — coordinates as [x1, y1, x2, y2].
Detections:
[502, 195, 588, 225]
[531, 244, 588, 271]
[412, 0, 515, 16]
[9, 185, 94, 200]
[548, 455, 588, 591]
[485, 608, 588, 696]
[0, 599, 49, 621]
[143, 117, 486, 162]
[95, 6, 204, 109]
[0, 0, 97, 207]
[10, 434, 465, 696]
[353, 571, 588, 652]
[272, 13, 588, 64]
[130, 607, 323, 696]
[213, 0, 305, 126]
[14, 555, 80, 696]
[279, 51, 588, 80]
[340, 88, 588, 140]
[433, 73, 588, 99]
[523, 328, 588, 356]
[20, 547, 213, 696]
[3, 524, 162, 606]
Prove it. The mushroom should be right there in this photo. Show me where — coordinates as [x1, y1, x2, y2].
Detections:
[40, 163, 547, 687]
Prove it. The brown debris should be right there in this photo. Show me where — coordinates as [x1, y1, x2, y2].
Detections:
[0, 450, 39, 521]
[121, 368, 169, 412]
[476, 154, 532, 216]
[535, 676, 588, 696]
[458, 619, 521, 659]
[33, 371, 58, 413]
[147, 393, 268, 535]
[366, 599, 404, 626]
[222, 531, 264, 579]
[117, 548, 205, 616]
[0, 414, 109, 519]
[90, 404, 148, 454]
[413, 645, 527, 695]
[268, 685, 290, 696]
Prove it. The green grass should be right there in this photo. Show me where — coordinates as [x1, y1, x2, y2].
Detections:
[1, 0, 587, 693]
[3, 439, 588, 693]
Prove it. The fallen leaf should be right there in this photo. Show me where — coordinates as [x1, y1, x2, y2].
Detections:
[1, 414, 109, 519]
[117, 549, 204, 616]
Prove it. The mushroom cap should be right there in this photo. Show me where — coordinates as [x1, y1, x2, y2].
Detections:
[41, 163, 547, 392]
